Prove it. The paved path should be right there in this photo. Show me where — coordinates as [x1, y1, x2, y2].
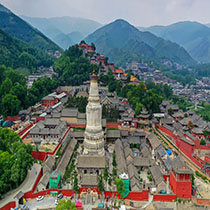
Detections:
[140, 194, 153, 209]
[25, 196, 56, 210]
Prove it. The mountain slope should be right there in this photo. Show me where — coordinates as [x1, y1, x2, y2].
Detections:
[0, 28, 55, 69]
[21, 16, 102, 49]
[138, 21, 210, 63]
[0, 4, 60, 52]
[85, 19, 194, 67]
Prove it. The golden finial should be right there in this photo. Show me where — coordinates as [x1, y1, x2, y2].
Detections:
[92, 69, 96, 76]
[90, 69, 98, 80]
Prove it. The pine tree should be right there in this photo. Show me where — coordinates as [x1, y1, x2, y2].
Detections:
[73, 174, 79, 194]
[112, 151, 117, 168]
[104, 166, 109, 182]
[97, 173, 105, 194]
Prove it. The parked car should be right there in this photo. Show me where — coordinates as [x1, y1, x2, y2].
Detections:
[57, 193, 63, 199]
[55, 199, 59, 205]
[36, 196, 44, 201]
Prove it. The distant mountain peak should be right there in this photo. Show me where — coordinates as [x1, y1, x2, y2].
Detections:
[85, 19, 194, 67]
[138, 21, 210, 63]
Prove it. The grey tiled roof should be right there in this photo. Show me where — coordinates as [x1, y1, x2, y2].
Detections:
[150, 165, 164, 185]
[77, 156, 106, 169]
[80, 174, 98, 186]
[171, 156, 193, 174]
[56, 138, 77, 176]
[106, 130, 121, 138]
[61, 108, 78, 117]
[38, 171, 50, 188]
[129, 136, 140, 144]
[133, 157, 153, 167]
[147, 133, 161, 150]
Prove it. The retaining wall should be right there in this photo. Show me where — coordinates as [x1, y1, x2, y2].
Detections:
[153, 194, 176, 202]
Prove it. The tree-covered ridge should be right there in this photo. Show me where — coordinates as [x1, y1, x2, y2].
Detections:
[0, 128, 33, 198]
[54, 45, 98, 86]
[0, 4, 61, 52]
[0, 65, 58, 117]
[0, 29, 56, 70]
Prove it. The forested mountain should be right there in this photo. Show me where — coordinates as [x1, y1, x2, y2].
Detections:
[139, 21, 210, 63]
[0, 29, 55, 69]
[21, 16, 102, 49]
[0, 4, 60, 52]
[85, 19, 195, 67]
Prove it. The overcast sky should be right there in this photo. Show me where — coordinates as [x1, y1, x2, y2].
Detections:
[0, 0, 210, 26]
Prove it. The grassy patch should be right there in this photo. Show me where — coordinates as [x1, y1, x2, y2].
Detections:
[15, 67, 31, 76]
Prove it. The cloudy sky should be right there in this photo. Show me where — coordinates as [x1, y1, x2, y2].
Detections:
[0, 0, 210, 26]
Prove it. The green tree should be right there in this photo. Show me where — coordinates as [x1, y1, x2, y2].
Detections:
[104, 166, 109, 182]
[203, 130, 210, 141]
[1, 94, 21, 117]
[19, 52, 38, 69]
[56, 199, 76, 210]
[168, 108, 174, 116]
[112, 168, 117, 177]
[108, 177, 112, 186]
[0, 78, 12, 97]
[10, 83, 27, 108]
[135, 103, 143, 115]
[73, 174, 79, 195]
[0, 128, 33, 198]
[97, 173, 105, 194]
[91, 43, 96, 51]
[115, 178, 125, 198]
[200, 139, 206, 146]
[112, 151, 117, 168]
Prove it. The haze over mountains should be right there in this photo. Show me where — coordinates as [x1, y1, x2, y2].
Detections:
[21, 16, 102, 49]
[0, 4, 60, 52]
[85, 19, 194, 67]
[2, 1, 210, 69]
[139, 21, 210, 63]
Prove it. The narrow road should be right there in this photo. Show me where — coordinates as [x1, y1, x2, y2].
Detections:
[154, 128, 210, 180]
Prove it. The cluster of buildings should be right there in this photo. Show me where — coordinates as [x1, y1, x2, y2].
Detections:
[156, 100, 210, 175]
[46, 50, 62, 58]
[29, 72, 195, 201]
[174, 78, 210, 104]
[75, 73, 195, 199]
[129, 61, 210, 104]
[2, 42, 210, 210]
[26, 66, 56, 88]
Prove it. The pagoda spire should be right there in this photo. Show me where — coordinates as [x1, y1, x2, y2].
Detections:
[83, 70, 104, 156]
